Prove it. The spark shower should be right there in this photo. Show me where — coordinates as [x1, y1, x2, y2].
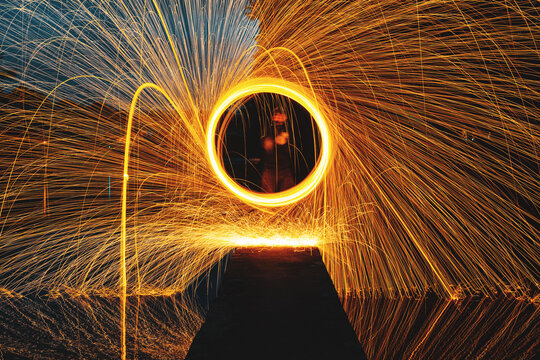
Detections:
[0, 0, 538, 359]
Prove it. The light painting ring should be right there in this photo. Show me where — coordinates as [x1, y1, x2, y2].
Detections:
[207, 78, 331, 207]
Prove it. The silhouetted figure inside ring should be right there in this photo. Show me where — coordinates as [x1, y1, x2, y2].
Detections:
[261, 107, 295, 193]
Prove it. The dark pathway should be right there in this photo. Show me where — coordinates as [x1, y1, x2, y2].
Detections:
[186, 247, 367, 360]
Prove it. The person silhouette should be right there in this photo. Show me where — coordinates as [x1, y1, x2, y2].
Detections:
[261, 107, 295, 193]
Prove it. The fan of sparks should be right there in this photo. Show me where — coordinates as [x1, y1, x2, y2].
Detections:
[0, 0, 538, 306]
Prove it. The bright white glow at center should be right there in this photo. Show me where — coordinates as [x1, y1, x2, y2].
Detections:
[226, 235, 318, 247]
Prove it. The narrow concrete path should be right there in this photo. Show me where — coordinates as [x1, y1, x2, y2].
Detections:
[186, 247, 367, 360]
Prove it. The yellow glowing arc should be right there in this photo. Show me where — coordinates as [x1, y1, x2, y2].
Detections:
[207, 79, 331, 207]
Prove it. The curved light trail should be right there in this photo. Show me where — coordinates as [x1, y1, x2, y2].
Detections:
[206, 78, 332, 207]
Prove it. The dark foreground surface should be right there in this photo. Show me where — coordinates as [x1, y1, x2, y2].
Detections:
[0, 249, 537, 359]
[186, 247, 367, 360]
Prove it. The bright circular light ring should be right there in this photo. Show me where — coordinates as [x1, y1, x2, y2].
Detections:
[207, 79, 331, 207]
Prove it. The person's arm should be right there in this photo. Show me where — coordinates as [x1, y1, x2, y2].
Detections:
[263, 136, 274, 152]
[275, 132, 289, 145]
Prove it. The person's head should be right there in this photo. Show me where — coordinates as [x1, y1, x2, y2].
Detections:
[272, 106, 287, 124]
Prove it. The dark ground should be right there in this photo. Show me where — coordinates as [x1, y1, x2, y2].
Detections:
[0, 248, 537, 359]
[186, 247, 367, 360]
